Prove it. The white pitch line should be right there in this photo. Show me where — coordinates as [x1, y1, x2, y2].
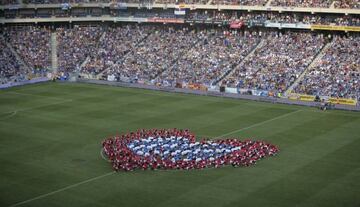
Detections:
[100, 148, 112, 162]
[0, 99, 73, 117]
[5, 91, 72, 101]
[8, 171, 115, 207]
[215, 109, 302, 138]
[16, 100, 73, 113]
[0, 110, 17, 120]
[0, 91, 74, 118]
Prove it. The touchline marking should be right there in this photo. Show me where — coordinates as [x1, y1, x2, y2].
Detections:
[8, 171, 115, 207]
[16, 100, 73, 113]
[215, 109, 302, 138]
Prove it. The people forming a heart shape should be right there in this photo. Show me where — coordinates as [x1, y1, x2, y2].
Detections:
[102, 129, 279, 171]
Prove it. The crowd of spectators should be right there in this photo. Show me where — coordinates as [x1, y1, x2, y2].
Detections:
[20, 0, 156, 4]
[0, 0, 18, 5]
[286, 13, 359, 26]
[55, 24, 262, 86]
[211, 0, 268, 6]
[294, 35, 359, 100]
[3, 26, 52, 71]
[133, 10, 178, 18]
[20, 0, 150, 4]
[104, 26, 198, 83]
[3, 0, 338, 6]
[0, 37, 27, 84]
[187, 10, 236, 21]
[243, 12, 360, 26]
[334, 0, 360, 9]
[269, 0, 360, 9]
[57, 25, 103, 72]
[271, 0, 333, 7]
[2, 0, 360, 9]
[22, 0, 111, 4]
[154, 0, 207, 4]
[156, 30, 260, 87]
[102, 129, 279, 171]
[186, 11, 360, 26]
[2, 4, 360, 27]
[82, 25, 150, 75]
[1, 23, 358, 101]
[224, 32, 325, 94]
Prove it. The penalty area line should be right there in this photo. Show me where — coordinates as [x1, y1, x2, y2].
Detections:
[0, 111, 17, 121]
[8, 171, 115, 207]
[215, 109, 302, 139]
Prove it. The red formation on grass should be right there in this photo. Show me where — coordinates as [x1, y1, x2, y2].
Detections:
[102, 129, 279, 171]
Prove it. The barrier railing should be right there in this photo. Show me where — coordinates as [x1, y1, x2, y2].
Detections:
[76, 79, 360, 111]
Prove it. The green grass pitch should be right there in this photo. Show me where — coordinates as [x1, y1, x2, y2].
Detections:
[0, 82, 359, 207]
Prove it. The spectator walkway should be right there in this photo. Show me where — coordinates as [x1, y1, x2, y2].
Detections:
[215, 38, 266, 86]
[285, 41, 334, 96]
[4, 38, 31, 72]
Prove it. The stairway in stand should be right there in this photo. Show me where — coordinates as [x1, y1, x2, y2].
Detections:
[51, 32, 58, 72]
[265, 0, 273, 7]
[213, 38, 266, 86]
[3, 37, 31, 73]
[284, 41, 333, 96]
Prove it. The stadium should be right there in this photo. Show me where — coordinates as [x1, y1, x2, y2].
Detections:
[0, 0, 360, 206]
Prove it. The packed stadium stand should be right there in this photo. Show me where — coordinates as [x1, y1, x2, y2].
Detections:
[211, 0, 268, 6]
[0, 37, 26, 83]
[335, 0, 360, 9]
[294, 36, 360, 100]
[57, 26, 103, 72]
[0, 0, 359, 105]
[3, 26, 51, 70]
[223, 32, 326, 93]
[104, 26, 197, 82]
[82, 25, 150, 76]
[156, 30, 261, 86]
[270, 0, 333, 8]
